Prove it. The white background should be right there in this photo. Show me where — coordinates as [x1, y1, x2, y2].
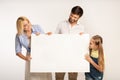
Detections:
[0, 0, 120, 80]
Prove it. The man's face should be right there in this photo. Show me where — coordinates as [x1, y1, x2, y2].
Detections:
[69, 13, 80, 24]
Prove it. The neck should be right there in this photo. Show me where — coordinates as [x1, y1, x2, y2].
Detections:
[92, 48, 98, 51]
[70, 22, 77, 27]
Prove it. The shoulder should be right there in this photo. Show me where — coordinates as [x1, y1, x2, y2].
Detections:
[76, 23, 84, 28]
[77, 22, 84, 26]
[15, 34, 20, 38]
[58, 20, 68, 25]
[57, 20, 68, 28]
[15, 33, 25, 40]
[15, 34, 21, 41]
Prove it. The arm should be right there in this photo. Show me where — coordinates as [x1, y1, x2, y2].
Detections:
[35, 31, 52, 35]
[16, 52, 31, 61]
[15, 35, 31, 61]
[33, 25, 52, 35]
[85, 54, 103, 72]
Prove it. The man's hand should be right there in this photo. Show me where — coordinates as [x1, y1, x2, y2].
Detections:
[79, 32, 84, 35]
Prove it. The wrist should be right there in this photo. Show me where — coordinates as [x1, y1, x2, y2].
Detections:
[24, 57, 28, 61]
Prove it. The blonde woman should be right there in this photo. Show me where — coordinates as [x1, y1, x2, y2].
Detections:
[15, 16, 51, 80]
[85, 35, 105, 80]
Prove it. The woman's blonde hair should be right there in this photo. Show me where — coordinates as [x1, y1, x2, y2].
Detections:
[90, 35, 105, 71]
[16, 16, 31, 35]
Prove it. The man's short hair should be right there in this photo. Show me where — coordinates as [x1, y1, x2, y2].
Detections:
[71, 6, 83, 17]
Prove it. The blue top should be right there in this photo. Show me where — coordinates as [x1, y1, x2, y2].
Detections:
[15, 25, 44, 54]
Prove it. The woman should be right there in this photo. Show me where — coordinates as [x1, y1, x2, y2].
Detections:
[15, 16, 51, 80]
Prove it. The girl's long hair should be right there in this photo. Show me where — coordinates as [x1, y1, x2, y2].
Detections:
[90, 35, 105, 71]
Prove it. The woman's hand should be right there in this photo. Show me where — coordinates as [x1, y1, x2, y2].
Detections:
[79, 32, 84, 35]
[16, 53, 32, 61]
[46, 32, 52, 35]
[26, 55, 32, 61]
[35, 32, 40, 36]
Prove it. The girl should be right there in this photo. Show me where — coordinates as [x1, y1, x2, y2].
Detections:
[85, 35, 105, 80]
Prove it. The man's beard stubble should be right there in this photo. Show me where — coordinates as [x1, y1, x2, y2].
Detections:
[68, 18, 77, 24]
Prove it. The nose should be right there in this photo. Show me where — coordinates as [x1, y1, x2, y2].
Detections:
[24, 24, 28, 27]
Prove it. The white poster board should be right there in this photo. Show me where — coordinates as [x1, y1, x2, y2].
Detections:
[31, 34, 90, 72]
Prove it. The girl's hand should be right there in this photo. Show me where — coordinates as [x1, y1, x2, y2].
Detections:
[85, 54, 93, 63]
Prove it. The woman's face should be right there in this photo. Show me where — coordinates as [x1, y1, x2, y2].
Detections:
[89, 39, 98, 50]
[23, 20, 31, 31]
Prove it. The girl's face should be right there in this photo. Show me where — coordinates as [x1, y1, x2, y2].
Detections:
[89, 39, 98, 50]
[23, 20, 31, 31]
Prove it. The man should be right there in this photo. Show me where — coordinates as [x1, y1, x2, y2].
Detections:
[55, 6, 84, 80]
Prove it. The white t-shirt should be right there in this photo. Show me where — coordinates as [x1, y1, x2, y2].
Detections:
[55, 20, 84, 34]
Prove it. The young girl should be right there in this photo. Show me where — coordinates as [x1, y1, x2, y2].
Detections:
[85, 35, 105, 80]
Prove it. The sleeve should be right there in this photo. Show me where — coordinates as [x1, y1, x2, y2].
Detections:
[33, 25, 45, 34]
[15, 35, 22, 54]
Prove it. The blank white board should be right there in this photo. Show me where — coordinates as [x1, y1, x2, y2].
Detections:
[31, 34, 90, 72]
